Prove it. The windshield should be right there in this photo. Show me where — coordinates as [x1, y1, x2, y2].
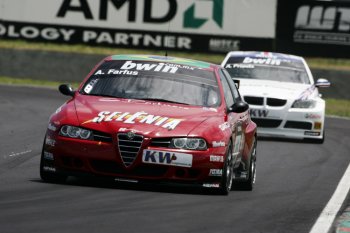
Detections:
[81, 60, 221, 107]
[224, 56, 310, 84]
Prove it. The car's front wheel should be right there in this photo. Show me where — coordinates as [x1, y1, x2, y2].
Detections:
[237, 138, 257, 191]
[218, 142, 234, 195]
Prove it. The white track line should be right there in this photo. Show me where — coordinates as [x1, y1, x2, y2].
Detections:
[309, 162, 350, 233]
[4, 150, 32, 158]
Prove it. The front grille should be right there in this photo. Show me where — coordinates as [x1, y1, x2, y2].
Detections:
[284, 121, 312, 130]
[90, 160, 168, 177]
[252, 118, 282, 128]
[267, 98, 287, 107]
[244, 96, 264, 106]
[93, 131, 112, 143]
[117, 133, 143, 167]
[150, 138, 172, 148]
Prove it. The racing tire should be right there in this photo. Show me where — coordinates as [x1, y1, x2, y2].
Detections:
[237, 138, 257, 191]
[218, 142, 234, 195]
[39, 143, 67, 183]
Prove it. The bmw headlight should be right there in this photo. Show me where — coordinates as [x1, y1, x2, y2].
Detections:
[170, 138, 207, 150]
[292, 99, 316, 109]
[59, 125, 92, 140]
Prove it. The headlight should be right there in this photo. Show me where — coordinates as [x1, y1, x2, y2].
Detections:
[292, 99, 316, 109]
[171, 138, 207, 150]
[59, 125, 92, 140]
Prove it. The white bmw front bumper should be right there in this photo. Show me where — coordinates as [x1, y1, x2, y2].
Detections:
[249, 99, 325, 140]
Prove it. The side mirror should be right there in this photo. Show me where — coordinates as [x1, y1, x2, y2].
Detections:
[59, 84, 75, 97]
[315, 78, 330, 88]
[233, 79, 240, 89]
[230, 101, 249, 113]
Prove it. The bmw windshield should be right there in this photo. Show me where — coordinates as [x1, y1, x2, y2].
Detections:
[81, 60, 221, 107]
[224, 56, 310, 84]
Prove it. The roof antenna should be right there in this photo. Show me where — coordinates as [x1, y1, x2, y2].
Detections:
[165, 20, 171, 57]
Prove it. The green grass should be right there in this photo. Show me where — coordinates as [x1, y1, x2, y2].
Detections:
[0, 76, 349, 118]
[2, 39, 350, 70]
[0, 76, 80, 88]
[325, 98, 350, 118]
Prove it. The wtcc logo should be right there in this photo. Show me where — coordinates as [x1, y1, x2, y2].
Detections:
[295, 5, 350, 31]
[293, 5, 350, 45]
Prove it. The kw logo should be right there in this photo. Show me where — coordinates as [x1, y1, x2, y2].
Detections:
[144, 150, 176, 164]
[295, 5, 350, 32]
[250, 109, 269, 118]
[142, 150, 193, 167]
[184, 0, 224, 29]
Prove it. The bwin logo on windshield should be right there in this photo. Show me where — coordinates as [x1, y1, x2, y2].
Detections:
[183, 0, 223, 29]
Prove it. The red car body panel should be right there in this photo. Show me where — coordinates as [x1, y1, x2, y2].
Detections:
[42, 55, 257, 188]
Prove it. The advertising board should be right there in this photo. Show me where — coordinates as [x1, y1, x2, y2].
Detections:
[0, 0, 276, 53]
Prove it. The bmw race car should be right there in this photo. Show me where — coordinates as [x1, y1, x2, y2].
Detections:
[221, 51, 330, 143]
[40, 55, 257, 194]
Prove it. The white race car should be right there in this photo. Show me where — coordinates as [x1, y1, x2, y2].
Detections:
[221, 51, 330, 143]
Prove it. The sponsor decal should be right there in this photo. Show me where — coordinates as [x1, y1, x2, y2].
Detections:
[209, 169, 223, 177]
[94, 61, 180, 75]
[84, 79, 99, 93]
[43, 151, 54, 161]
[120, 61, 178, 73]
[294, 5, 350, 45]
[225, 63, 254, 69]
[250, 109, 269, 118]
[305, 113, 322, 119]
[210, 155, 224, 163]
[142, 149, 193, 167]
[45, 137, 56, 147]
[209, 38, 240, 52]
[90, 111, 182, 130]
[43, 166, 56, 172]
[47, 123, 57, 132]
[243, 57, 282, 66]
[203, 183, 220, 188]
[212, 141, 225, 148]
[304, 131, 321, 136]
[219, 122, 230, 131]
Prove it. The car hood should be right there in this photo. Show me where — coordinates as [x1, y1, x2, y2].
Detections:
[73, 94, 220, 137]
[238, 79, 316, 100]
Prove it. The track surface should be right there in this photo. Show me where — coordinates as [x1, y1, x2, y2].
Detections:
[0, 85, 349, 233]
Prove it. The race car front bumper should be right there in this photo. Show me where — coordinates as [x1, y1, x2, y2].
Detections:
[250, 101, 325, 140]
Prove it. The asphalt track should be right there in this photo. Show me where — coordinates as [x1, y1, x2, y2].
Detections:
[0, 85, 349, 233]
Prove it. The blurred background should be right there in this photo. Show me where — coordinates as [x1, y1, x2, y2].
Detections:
[0, 0, 349, 116]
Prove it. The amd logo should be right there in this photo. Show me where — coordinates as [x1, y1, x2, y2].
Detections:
[295, 5, 350, 31]
[57, 0, 177, 23]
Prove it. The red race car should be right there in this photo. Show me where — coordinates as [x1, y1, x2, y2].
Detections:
[40, 55, 257, 194]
